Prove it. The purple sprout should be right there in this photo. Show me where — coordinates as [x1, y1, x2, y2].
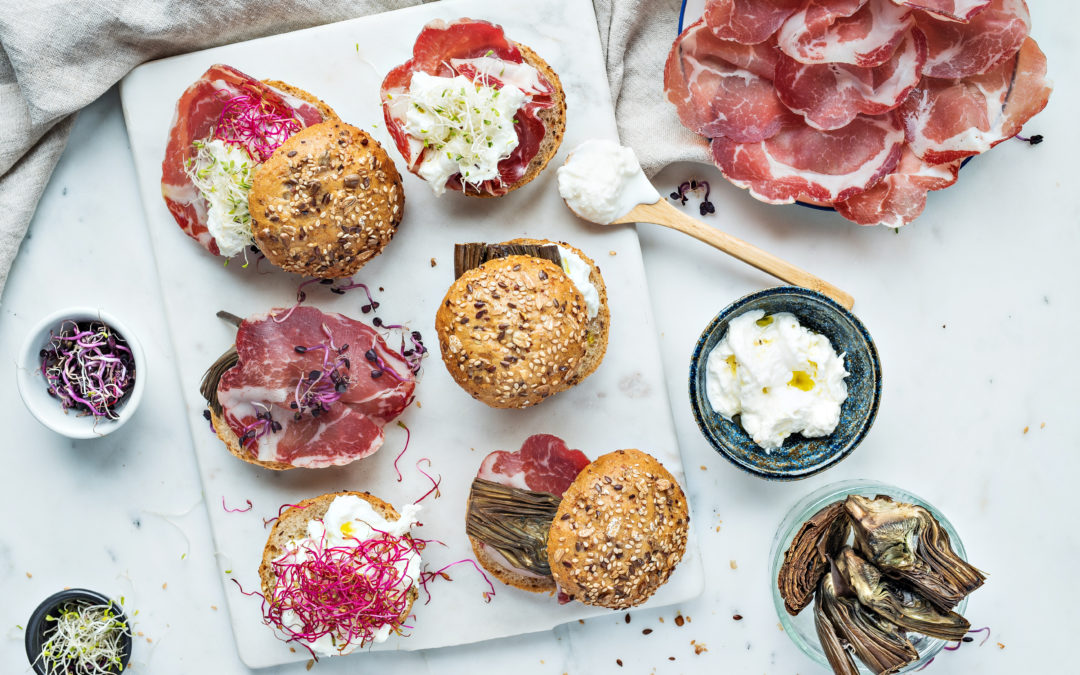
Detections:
[289, 342, 351, 421]
[39, 320, 135, 419]
[670, 179, 716, 216]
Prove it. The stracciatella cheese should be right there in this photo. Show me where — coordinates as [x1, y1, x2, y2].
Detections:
[277, 496, 422, 656]
[185, 138, 254, 257]
[557, 139, 660, 224]
[557, 246, 599, 319]
[705, 310, 849, 451]
[404, 72, 527, 195]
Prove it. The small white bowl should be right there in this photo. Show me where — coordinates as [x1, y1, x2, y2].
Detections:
[16, 307, 146, 439]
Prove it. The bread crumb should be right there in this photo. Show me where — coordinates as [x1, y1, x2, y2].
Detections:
[415, 400, 422, 408]
[211, 605, 218, 611]
[1041, 422, 1046, 428]
[1023, 426, 1029, 434]
[609, 250, 616, 256]
[430, 257, 437, 267]
[306, 659, 315, 670]
[25, 572, 31, 579]
[146, 637, 153, 643]
[715, 526, 721, 532]
[998, 642, 1005, 649]
[777, 622, 784, 631]
[579, 619, 585, 624]
[659, 617, 665, 623]
[729, 560, 738, 569]
[137, 631, 144, 637]
[692, 641, 708, 655]
[674, 614, 685, 627]
[700, 465, 707, 471]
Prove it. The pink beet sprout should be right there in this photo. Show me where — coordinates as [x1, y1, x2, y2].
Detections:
[393, 421, 411, 482]
[39, 319, 135, 419]
[262, 529, 423, 652]
[414, 458, 442, 504]
[968, 626, 991, 646]
[223, 497, 254, 513]
[418, 559, 496, 605]
[214, 91, 301, 162]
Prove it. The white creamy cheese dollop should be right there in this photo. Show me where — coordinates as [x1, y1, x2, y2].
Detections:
[557, 246, 599, 320]
[404, 72, 527, 196]
[705, 310, 849, 452]
[557, 139, 660, 224]
[277, 496, 422, 657]
[185, 138, 254, 257]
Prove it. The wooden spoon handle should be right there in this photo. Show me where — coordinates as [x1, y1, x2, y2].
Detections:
[616, 200, 855, 310]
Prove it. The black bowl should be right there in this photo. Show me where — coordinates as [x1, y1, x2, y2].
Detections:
[25, 588, 132, 674]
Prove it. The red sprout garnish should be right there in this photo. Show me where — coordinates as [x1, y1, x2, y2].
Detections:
[239, 401, 281, 450]
[264, 502, 308, 529]
[1015, 133, 1044, 145]
[414, 458, 442, 504]
[967, 626, 991, 646]
[262, 527, 423, 652]
[915, 656, 935, 672]
[917, 626, 993, 670]
[288, 341, 351, 424]
[418, 559, 496, 605]
[393, 421, 410, 482]
[222, 497, 254, 513]
[669, 179, 715, 216]
[214, 91, 302, 162]
[39, 320, 135, 419]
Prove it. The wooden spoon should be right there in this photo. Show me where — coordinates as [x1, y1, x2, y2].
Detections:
[612, 199, 854, 310]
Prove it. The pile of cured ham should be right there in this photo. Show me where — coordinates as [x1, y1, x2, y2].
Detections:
[665, 0, 1052, 227]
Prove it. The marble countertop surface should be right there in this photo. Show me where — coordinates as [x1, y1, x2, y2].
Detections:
[2, 1, 1076, 671]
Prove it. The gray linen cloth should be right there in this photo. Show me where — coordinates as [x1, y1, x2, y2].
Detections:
[0, 0, 708, 299]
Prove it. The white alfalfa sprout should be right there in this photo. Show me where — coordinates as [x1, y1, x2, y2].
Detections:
[34, 600, 129, 674]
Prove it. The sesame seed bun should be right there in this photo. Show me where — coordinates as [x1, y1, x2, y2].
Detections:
[249, 121, 405, 278]
[464, 42, 566, 198]
[209, 407, 296, 471]
[547, 450, 689, 609]
[506, 238, 608, 384]
[260, 491, 418, 637]
[435, 250, 591, 408]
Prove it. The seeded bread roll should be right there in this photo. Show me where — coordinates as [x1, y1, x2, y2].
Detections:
[260, 79, 339, 122]
[506, 238, 608, 385]
[466, 42, 566, 198]
[249, 121, 404, 278]
[436, 254, 589, 408]
[547, 449, 689, 609]
[209, 408, 295, 472]
[259, 491, 418, 615]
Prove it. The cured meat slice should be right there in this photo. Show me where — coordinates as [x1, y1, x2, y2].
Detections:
[217, 306, 415, 469]
[665, 19, 796, 143]
[160, 64, 327, 256]
[917, 0, 1030, 79]
[835, 148, 961, 226]
[710, 114, 905, 204]
[380, 19, 554, 196]
[776, 28, 926, 130]
[899, 37, 1050, 165]
[703, 0, 804, 45]
[477, 434, 590, 495]
[778, 0, 914, 68]
[890, 0, 991, 22]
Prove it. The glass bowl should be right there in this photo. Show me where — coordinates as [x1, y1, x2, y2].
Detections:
[769, 480, 970, 674]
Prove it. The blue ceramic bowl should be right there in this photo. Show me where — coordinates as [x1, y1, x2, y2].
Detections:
[688, 287, 881, 480]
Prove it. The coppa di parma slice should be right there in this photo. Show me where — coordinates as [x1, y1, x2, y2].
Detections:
[380, 18, 564, 197]
[160, 64, 335, 257]
[205, 306, 415, 470]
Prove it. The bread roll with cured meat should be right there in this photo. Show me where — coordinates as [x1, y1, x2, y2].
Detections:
[380, 18, 566, 197]
[466, 435, 690, 609]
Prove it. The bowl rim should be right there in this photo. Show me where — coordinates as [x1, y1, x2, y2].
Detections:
[15, 306, 146, 439]
[24, 587, 134, 674]
[688, 286, 881, 480]
[768, 479, 971, 674]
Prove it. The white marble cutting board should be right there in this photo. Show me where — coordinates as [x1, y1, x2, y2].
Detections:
[119, 0, 704, 668]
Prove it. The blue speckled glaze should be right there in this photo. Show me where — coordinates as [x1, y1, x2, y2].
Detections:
[688, 287, 882, 481]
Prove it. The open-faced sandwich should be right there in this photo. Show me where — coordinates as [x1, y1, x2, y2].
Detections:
[260, 491, 422, 657]
[162, 64, 404, 277]
[435, 239, 608, 408]
[200, 306, 416, 470]
[380, 18, 566, 197]
[466, 435, 689, 608]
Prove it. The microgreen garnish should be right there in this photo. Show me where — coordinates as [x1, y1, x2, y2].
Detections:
[418, 559, 496, 604]
[670, 179, 716, 216]
[289, 339, 351, 423]
[393, 421, 411, 483]
[414, 458, 442, 504]
[214, 91, 302, 162]
[1015, 133, 1044, 145]
[33, 600, 130, 675]
[40, 320, 135, 420]
[222, 497, 254, 513]
[915, 626, 992, 671]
